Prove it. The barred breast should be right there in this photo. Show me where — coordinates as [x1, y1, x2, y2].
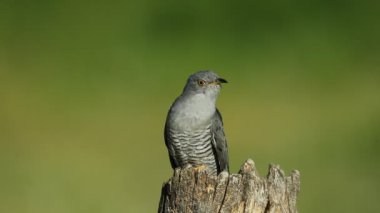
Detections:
[167, 124, 217, 175]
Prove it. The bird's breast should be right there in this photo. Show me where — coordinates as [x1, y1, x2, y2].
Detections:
[169, 94, 215, 131]
[168, 125, 217, 174]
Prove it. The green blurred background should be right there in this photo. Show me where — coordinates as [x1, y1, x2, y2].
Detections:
[1, 0, 379, 212]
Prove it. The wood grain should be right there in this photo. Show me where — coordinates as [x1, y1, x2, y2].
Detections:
[158, 159, 300, 213]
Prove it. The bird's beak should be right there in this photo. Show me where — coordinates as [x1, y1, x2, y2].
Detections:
[209, 78, 228, 86]
[217, 78, 228, 84]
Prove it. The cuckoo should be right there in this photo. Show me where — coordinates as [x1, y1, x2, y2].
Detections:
[164, 70, 229, 175]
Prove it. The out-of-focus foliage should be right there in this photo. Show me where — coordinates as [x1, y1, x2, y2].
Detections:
[1, 0, 379, 212]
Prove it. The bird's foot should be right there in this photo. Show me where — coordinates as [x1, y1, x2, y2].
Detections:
[193, 164, 207, 173]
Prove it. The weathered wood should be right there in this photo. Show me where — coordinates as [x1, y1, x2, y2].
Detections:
[158, 159, 300, 213]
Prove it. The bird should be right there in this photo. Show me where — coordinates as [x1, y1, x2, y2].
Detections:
[164, 70, 229, 175]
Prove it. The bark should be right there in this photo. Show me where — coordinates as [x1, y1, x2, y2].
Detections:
[158, 159, 300, 213]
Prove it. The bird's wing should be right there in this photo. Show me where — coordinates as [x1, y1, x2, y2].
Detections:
[211, 108, 229, 173]
[164, 109, 178, 169]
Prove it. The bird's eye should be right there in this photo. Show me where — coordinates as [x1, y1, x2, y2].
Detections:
[197, 80, 206, 86]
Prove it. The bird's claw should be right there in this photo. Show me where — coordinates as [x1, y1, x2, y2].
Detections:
[193, 164, 207, 172]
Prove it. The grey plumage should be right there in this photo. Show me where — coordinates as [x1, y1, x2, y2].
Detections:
[164, 71, 229, 175]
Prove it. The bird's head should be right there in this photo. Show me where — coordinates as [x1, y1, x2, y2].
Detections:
[183, 70, 228, 99]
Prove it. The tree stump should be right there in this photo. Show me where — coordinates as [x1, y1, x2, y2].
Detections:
[158, 159, 300, 213]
